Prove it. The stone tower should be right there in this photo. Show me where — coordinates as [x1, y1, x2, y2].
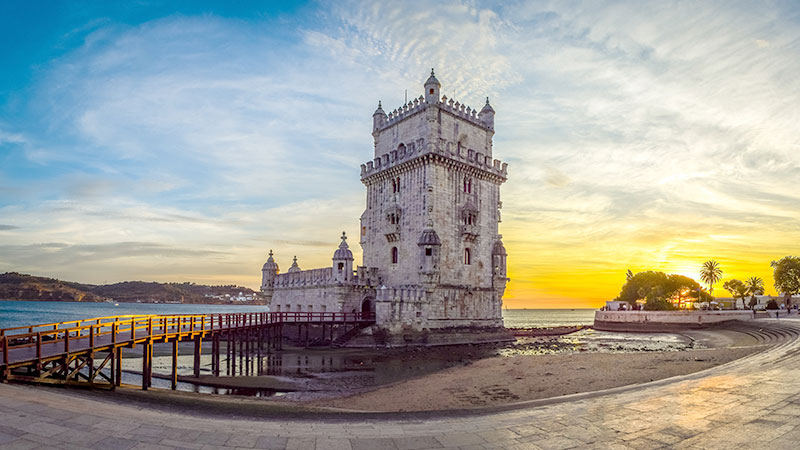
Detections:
[359, 69, 508, 332]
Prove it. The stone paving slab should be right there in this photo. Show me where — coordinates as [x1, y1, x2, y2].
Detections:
[2, 319, 800, 449]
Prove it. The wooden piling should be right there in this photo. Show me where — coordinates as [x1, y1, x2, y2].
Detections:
[171, 339, 178, 390]
[193, 335, 201, 377]
[142, 340, 150, 391]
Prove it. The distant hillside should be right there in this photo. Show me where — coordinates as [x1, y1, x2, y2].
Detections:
[0, 272, 106, 302]
[0, 272, 262, 304]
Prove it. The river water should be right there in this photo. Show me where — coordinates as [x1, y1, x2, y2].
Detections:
[0, 301, 687, 397]
[0, 300, 595, 330]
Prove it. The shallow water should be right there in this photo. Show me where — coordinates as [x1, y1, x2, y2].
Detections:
[0, 300, 595, 330]
[500, 329, 694, 357]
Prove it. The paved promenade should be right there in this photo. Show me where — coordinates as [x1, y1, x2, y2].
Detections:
[2, 319, 800, 450]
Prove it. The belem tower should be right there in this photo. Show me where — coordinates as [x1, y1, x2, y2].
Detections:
[261, 70, 509, 345]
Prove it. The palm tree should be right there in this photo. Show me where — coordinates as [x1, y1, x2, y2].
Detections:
[700, 260, 723, 296]
[745, 276, 765, 307]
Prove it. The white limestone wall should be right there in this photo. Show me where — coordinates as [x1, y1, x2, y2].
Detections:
[594, 310, 754, 327]
[429, 163, 500, 288]
[360, 164, 429, 286]
[374, 108, 431, 158]
[436, 107, 493, 158]
[271, 281, 366, 314]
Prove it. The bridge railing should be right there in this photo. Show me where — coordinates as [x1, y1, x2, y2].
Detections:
[1, 311, 376, 363]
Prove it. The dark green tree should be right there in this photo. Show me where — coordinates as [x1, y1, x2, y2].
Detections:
[771, 257, 800, 303]
[616, 271, 707, 310]
[723, 279, 748, 309]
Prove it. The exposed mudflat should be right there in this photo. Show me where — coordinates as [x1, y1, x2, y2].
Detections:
[307, 346, 759, 411]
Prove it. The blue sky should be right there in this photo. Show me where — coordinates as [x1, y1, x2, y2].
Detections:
[1, 1, 799, 306]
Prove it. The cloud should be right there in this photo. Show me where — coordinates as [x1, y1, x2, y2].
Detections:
[1, 1, 799, 305]
[0, 224, 19, 230]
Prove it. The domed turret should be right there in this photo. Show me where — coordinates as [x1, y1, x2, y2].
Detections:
[287, 256, 301, 273]
[492, 238, 507, 279]
[424, 68, 441, 103]
[479, 97, 495, 129]
[332, 231, 354, 282]
[492, 239, 506, 256]
[261, 250, 279, 291]
[418, 228, 441, 275]
[373, 101, 387, 131]
[418, 228, 441, 246]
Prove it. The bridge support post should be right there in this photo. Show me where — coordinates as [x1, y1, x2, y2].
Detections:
[211, 333, 219, 377]
[1, 336, 8, 383]
[193, 336, 202, 378]
[171, 339, 178, 390]
[230, 331, 236, 376]
[114, 347, 122, 387]
[142, 340, 152, 391]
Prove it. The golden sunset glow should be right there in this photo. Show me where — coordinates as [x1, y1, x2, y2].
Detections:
[1, 2, 798, 309]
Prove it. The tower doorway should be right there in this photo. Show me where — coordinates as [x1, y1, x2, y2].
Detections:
[361, 298, 374, 315]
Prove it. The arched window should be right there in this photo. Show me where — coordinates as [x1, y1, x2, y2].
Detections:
[392, 179, 397, 193]
[391, 247, 398, 264]
[463, 177, 468, 193]
[396, 177, 400, 191]
[464, 248, 471, 265]
[468, 178, 472, 194]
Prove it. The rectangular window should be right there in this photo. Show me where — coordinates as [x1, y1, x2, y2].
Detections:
[425, 248, 432, 256]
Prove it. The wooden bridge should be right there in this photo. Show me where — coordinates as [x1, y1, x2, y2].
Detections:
[0, 312, 374, 390]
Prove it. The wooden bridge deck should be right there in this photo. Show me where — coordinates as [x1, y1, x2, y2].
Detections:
[0, 312, 374, 390]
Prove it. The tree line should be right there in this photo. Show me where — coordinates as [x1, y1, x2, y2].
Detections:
[614, 256, 800, 311]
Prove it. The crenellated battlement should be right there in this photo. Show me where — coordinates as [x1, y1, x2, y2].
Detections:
[360, 139, 508, 181]
[273, 267, 335, 289]
[375, 95, 492, 133]
[380, 95, 428, 131]
[436, 95, 492, 129]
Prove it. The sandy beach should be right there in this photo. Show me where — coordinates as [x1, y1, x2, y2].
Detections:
[105, 326, 770, 413]
[307, 346, 759, 411]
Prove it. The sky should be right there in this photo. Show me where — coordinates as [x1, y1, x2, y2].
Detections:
[1, 1, 799, 308]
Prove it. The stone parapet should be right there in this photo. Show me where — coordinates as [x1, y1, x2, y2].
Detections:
[273, 267, 335, 289]
[361, 149, 507, 183]
[594, 310, 754, 332]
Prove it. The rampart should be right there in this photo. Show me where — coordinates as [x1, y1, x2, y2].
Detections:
[594, 310, 754, 332]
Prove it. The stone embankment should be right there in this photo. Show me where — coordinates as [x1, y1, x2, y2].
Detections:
[594, 310, 754, 332]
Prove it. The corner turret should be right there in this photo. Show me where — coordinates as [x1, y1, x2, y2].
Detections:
[479, 97, 495, 129]
[332, 231, 354, 283]
[261, 250, 279, 304]
[287, 256, 301, 273]
[424, 68, 440, 103]
[492, 237, 508, 297]
[418, 228, 442, 289]
[372, 101, 387, 131]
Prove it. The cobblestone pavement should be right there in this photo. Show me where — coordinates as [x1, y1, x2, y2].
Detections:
[2, 319, 800, 450]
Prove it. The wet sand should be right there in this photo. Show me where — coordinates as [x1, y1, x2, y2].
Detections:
[309, 346, 760, 411]
[107, 326, 768, 413]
